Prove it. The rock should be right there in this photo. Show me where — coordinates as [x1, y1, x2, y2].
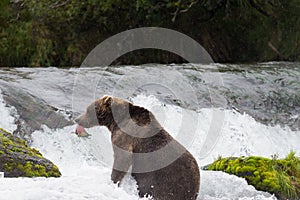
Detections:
[204, 153, 300, 200]
[0, 128, 61, 178]
[0, 84, 73, 143]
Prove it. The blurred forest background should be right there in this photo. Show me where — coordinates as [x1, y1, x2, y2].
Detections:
[0, 0, 299, 67]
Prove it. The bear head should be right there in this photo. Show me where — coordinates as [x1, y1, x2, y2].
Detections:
[75, 95, 114, 128]
[75, 95, 151, 129]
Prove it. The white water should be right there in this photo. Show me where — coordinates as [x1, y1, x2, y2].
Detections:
[1, 94, 300, 200]
[0, 92, 17, 133]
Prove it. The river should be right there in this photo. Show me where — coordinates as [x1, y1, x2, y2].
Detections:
[0, 62, 299, 199]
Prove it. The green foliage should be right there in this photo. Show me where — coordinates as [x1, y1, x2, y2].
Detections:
[0, 0, 299, 66]
[207, 152, 300, 199]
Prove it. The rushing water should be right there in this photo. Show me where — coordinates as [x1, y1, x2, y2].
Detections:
[0, 62, 299, 199]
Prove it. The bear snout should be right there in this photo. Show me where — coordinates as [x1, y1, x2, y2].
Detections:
[74, 116, 81, 124]
[74, 113, 98, 128]
[74, 115, 86, 126]
[74, 117, 79, 124]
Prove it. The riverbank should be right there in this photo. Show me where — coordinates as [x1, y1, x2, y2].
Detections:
[1, 0, 299, 67]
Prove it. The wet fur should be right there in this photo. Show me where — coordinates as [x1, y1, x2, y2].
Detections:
[75, 96, 200, 200]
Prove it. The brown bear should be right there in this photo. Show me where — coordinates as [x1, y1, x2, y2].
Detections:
[75, 95, 200, 200]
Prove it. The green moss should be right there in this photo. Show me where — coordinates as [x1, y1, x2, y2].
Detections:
[34, 164, 48, 177]
[32, 148, 44, 158]
[48, 165, 61, 177]
[207, 151, 300, 199]
[4, 163, 13, 172]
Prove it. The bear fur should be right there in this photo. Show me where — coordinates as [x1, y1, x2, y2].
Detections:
[75, 95, 200, 200]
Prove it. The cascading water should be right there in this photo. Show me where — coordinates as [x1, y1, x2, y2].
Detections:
[0, 63, 299, 200]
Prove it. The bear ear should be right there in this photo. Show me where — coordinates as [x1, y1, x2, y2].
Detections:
[102, 95, 112, 106]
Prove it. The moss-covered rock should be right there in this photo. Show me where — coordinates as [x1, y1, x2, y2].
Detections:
[205, 152, 300, 199]
[0, 128, 61, 178]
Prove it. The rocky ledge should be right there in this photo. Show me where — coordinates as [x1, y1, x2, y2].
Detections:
[0, 128, 61, 178]
[204, 152, 300, 200]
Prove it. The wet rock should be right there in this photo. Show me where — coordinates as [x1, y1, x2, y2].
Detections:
[0, 128, 61, 178]
[0, 84, 73, 142]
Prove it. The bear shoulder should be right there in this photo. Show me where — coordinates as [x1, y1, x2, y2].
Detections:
[129, 103, 152, 126]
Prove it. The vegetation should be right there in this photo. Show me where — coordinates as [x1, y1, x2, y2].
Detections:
[0, 128, 61, 177]
[0, 0, 300, 66]
[206, 152, 300, 200]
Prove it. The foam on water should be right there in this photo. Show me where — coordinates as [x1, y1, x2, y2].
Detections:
[1, 94, 299, 199]
[131, 95, 300, 165]
[0, 89, 17, 132]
